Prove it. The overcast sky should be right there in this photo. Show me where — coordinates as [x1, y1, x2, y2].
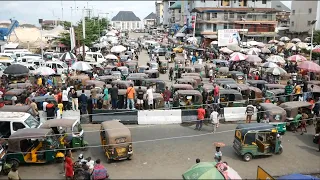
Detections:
[0, 1, 291, 25]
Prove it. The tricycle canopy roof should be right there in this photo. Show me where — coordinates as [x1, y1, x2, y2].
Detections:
[267, 88, 285, 95]
[220, 89, 242, 95]
[265, 84, 286, 89]
[176, 90, 202, 95]
[247, 80, 268, 85]
[40, 119, 78, 129]
[229, 71, 244, 75]
[70, 74, 90, 80]
[236, 123, 275, 135]
[172, 84, 194, 89]
[0, 105, 31, 112]
[279, 101, 312, 109]
[8, 83, 33, 89]
[259, 103, 286, 115]
[5, 89, 25, 95]
[31, 95, 56, 103]
[101, 120, 132, 142]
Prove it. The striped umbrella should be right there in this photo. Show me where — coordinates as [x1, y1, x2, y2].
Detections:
[60, 52, 77, 61]
[247, 49, 259, 55]
[287, 55, 307, 62]
[267, 55, 285, 64]
[261, 62, 278, 68]
[298, 61, 320, 72]
[266, 67, 287, 76]
[230, 52, 247, 61]
[246, 55, 262, 63]
[291, 38, 301, 43]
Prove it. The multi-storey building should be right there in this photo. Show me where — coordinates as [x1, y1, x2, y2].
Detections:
[290, 1, 320, 33]
[189, 0, 278, 42]
[155, 1, 164, 25]
[271, 1, 290, 27]
[144, 13, 157, 28]
[162, 0, 176, 27]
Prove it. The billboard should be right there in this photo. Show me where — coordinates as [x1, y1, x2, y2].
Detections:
[218, 29, 247, 47]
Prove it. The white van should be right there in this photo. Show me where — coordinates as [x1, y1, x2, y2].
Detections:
[85, 52, 105, 64]
[45, 61, 68, 75]
[0, 112, 41, 138]
[14, 51, 33, 58]
[0, 59, 15, 67]
[0, 53, 17, 60]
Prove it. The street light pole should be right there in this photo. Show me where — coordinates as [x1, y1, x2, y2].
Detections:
[310, 20, 317, 61]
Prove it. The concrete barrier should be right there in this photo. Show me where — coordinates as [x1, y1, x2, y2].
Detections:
[223, 107, 257, 122]
[181, 109, 198, 123]
[91, 109, 138, 124]
[138, 109, 181, 125]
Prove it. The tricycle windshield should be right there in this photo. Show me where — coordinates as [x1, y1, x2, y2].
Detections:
[120, 69, 128, 75]
[25, 115, 40, 128]
[46, 136, 60, 148]
[73, 122, 83, 134]
[4, 95, 13, 101]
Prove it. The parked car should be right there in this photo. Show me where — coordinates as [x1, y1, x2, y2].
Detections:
[151, 48, 167, 56]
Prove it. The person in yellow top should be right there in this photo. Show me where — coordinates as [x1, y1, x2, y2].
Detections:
[37, 77, 42, 86]
[58, 102, 64, 119]
[294, 83, 302, 101]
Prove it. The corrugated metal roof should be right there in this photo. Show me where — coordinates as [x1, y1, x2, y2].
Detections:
[144, 12, 157, 20]
[111, 11, 141, 22]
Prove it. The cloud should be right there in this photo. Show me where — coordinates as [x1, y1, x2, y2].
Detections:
[0, 1, 154, 25]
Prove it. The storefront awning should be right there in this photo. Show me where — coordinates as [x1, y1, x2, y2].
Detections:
[203, 35, 218, 39]
[245, 34, 279, 37]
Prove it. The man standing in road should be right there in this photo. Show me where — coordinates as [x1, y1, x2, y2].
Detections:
[102, 85, 109, 109]
[209, 68, 214, 83]
[213, 84, 220, 105]
[79, 89, 88, 114]
[30, 99, 39, 121]
[245, 102, 254, 123]
[163, 86, 171, 109]
[136, 86, 145, 110]
[126, 84, 136, 110]
[195, 106, 206, 131]
[110, 85, 119, 110]
[146, 86, 154, 110]
[92, 159, 108, 180]
[285, 81, 293, 102]
[169, 67, 173, 81]
[210, 107, 219, 133]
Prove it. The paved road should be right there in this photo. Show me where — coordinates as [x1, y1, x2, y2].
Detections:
[17, 123, 320, 179]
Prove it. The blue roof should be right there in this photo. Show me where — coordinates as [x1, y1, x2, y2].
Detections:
[278, 174, 320, 180]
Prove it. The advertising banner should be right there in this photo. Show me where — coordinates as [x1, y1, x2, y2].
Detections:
[218, 29, 247, 47]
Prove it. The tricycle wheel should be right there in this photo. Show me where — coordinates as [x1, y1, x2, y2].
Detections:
[107, 157, 112, 164]
[277, 147, 283, 155]
[243, 153, 252, 162]
[7, 159, 19, 167]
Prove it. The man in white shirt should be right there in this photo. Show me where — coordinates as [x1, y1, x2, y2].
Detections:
[210, 108, 219, 133]
[209, 68, 214, 82]
[43, 98, 48, 111]
[146, 86, 154, 110]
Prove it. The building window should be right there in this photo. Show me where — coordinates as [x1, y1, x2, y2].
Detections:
[229, 23, 234, 29]
[292, 10, 295, 15]
[234, 0, 236, 3]
[207, 24, 212, 30]
[262, 0, 266, 4]
[127, 22, 130, 29]
[122, 22, 125, 29]
[309, 8, 312, 14]
[213, 24, 217, 31]
[291, 21, 294, 27]
[229, 13, 234, 18]
[137, 22, 139, 28]
[212, 13, 217, 18]
[308, 21, 311, 26]
[178, 9, 181, 13]
[224, 23, 228, 29]
[207, 13, 211, 20]
[263, 14, 267, 19]
[247, 14, 252, 18]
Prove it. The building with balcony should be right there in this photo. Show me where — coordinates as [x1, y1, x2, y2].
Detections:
[162, 0, 177, 26]
[192, 7, 279, 42]
[169, 2, 182, 26]
[155, 1, 163, 25]
[144, 13, 157, 28]
[111, 11, 142, 30]
[290, 1, 320, 34]
[271, 1, 290, 27]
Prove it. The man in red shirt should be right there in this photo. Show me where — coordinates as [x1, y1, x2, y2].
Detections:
[213, 84, 220, 104]
[163, 86, 171, 109]
[195, 106, 206, 131]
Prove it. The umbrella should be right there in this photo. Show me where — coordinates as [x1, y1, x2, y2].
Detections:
[298, 61, 320, 72]
[111, 45, 126, 53]
[278, 42, 285, 46]
[175, 33, 185, 37]
[291, 38, 301, 43]
[278, 173, 320, 180]
[230, 52, 247, 61]
[71, 61, 92, 71]
[210, 41, 218, 45]
[60, 52, 77, 61]
[105, 54, 118, 60]
[296, 42, 308, 49]
[182, 162, 242, 180]
[34, 67, 56, 76]
[280, 36, 290, 41]
[4, 64, 29, 76]
[227, 44, 241, 52]
[256, 42, 265, 48]
[106, 31, 116, 36]
[247, 49, 259, 55]
[240, 48, 249, 54]
[285, 43, 295, 50]
[246, 55, 262, 63]
[288, 55, 307, 62]
[268, 40, 279, 44]
[250, 47, 261, 53]
[312, 48, 320, 53]
[219, 47, 233, 54]
[266, 67, 287, 76]
[267, 55, 285, 64]
[248, 41, 259, 46]
[260, 47, 271, 54]
[304, 37, 311, 42]
[261, 62, 278, 68]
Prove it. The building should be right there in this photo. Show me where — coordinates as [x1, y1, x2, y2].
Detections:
[111, 11, 142, 30]
[162, 0, 177, 26]
[41, 20, 62, 30]
[290, 1, 320, 34]
[144, 13, 157, 28]
[169, 2, 182, 25]
[189, 0, 279, 42]
[155, 1, 164, 25]
[271, 1, 290, 27]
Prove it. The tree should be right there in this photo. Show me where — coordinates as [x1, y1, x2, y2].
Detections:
[313, 30, 320, 45]
[57, 17, 109, 48]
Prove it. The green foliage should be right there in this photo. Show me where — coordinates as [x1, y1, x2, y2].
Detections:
[56, 17, 109, 48]
[313, 30, 320, 45]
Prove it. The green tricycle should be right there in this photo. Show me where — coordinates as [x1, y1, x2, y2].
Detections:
[258, 103, 287, 134]
[233, 123, 283, 162]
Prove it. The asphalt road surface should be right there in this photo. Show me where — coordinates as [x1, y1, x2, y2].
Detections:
[16, 123, 320, 179]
